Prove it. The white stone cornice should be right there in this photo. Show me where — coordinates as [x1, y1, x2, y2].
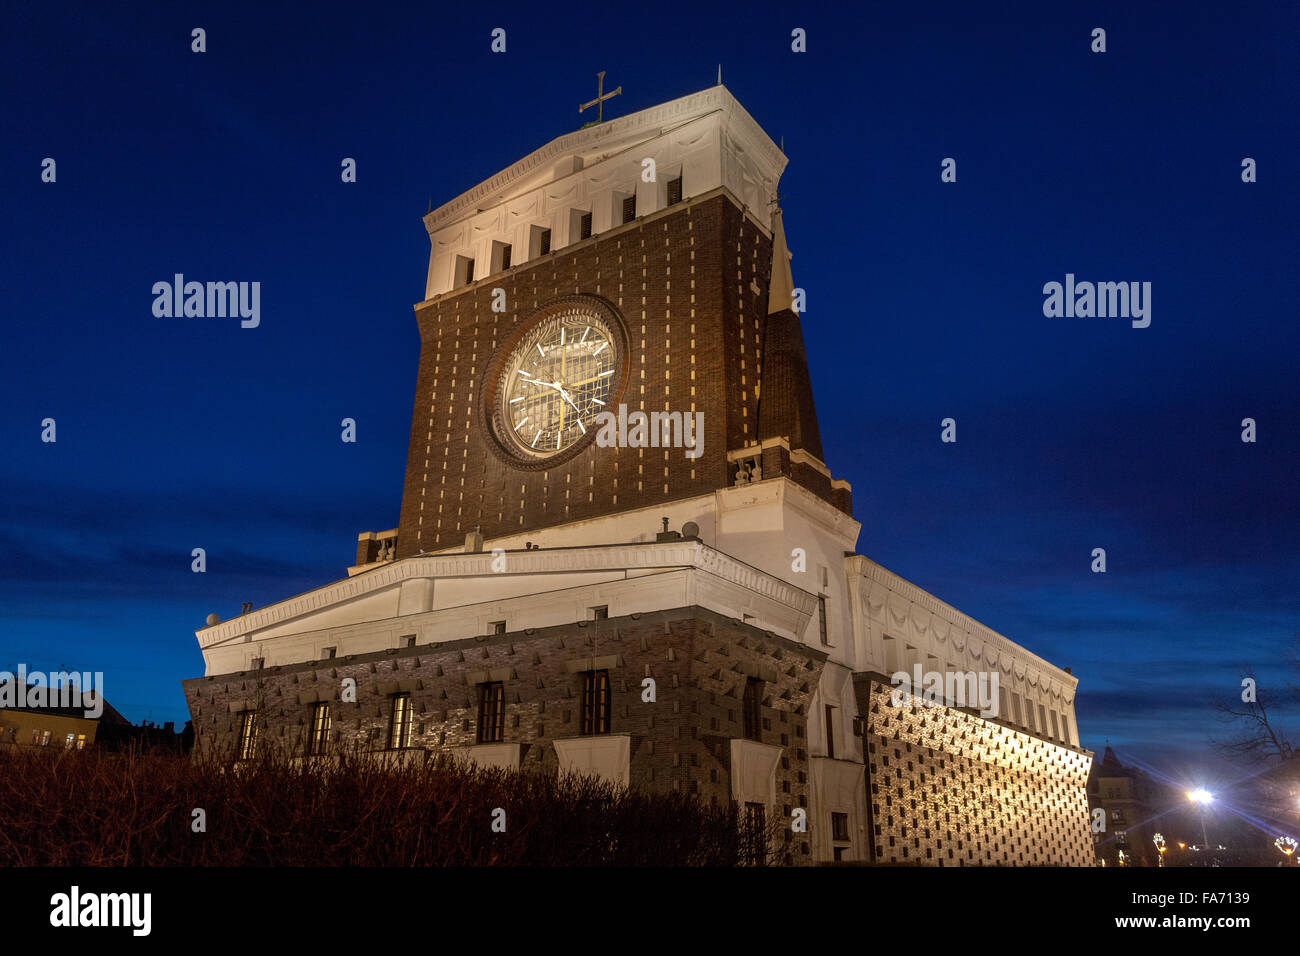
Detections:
[849, 555, 1078, 695]
[716, 474, 859, 546]
[196, 539, 816, 649]
[422, 85, 784, 235]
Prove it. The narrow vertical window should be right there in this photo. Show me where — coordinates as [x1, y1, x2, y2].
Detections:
[389, 693, 412, 750]
[742, 677, 763, 742]
[580, 670, 611, 735]
[579, 211, 592, 239]
[238, 711, 258, 761]
[529, 224, 552, 259]
[818, 595, 829, 646]
[743, 802, 767, 866]
[477, 682, 505, 743]
[308, 702, 331, 755]
[831, 812, 850, 843]
[500, 244, 511, 269]
[824, 704, 836, 759]
[454, 255, 475, 288]
[621, 195, 636, 224]
[666, 175, 682, 205]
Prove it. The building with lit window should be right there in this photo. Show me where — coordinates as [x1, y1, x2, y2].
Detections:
[183, 83, 1093, 865]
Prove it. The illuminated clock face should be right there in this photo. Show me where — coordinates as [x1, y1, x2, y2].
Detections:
[497, 309, 618, 458]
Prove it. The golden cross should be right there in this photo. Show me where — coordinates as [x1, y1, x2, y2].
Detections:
[579, 71, 622, 123]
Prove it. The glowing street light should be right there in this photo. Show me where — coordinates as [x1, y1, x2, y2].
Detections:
[1153, 833, 1167, 867]
[1276, 836, 1297, 862]
[1186, 789, 1214, 850]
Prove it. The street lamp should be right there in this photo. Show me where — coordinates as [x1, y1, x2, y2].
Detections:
[1153, 832, 1166, 867]
[1187, 789, 1214, 852]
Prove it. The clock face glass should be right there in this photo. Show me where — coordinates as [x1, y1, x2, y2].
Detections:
[498, 309, 617, 458]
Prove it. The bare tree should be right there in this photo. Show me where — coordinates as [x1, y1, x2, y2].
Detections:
[1212, 665, 1294, 764]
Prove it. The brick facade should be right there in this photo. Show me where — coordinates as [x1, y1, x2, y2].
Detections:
[396, 193, 785, 557]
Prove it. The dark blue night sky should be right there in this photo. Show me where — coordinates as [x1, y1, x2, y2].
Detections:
[3, 2, 1296, 789]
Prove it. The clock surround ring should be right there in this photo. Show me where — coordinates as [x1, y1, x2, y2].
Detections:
[480, 294, 630, 471]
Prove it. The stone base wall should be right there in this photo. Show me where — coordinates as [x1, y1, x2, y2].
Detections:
[183, 605, 828, 863]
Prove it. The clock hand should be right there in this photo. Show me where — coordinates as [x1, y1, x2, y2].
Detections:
[566, 371, 616, 388]
[531, 379, 582, 411]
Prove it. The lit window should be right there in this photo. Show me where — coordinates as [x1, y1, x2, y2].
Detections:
[308, 702, 331, 756]
[580, 670, 611, 735]
[477, 682, 505, 744]
[389, 694, 412, 750]
[743, 802, 766, 866]
[238, 712, 258, 761]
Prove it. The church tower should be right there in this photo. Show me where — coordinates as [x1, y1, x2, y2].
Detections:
[392, 85, 850, 559]
[184, 82, 1094, 867]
